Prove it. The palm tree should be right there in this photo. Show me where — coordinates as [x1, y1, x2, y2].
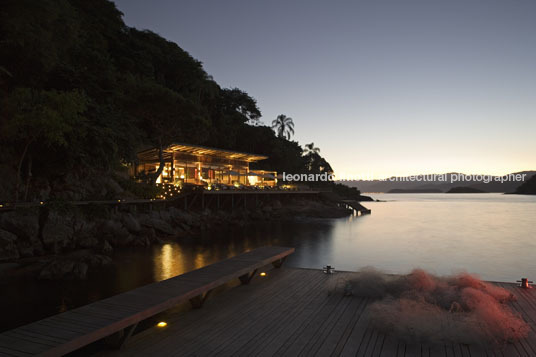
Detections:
[271, 114, 294, 140]
[303, 142, 320, 156]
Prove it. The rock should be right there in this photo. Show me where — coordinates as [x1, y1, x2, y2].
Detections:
[85, 254, 112, 268]
[72, 262, 88, 280]
[42, 213, 74, 251]
[140, 216, 175, 236]
[131, 235, 150, 247]
[0, 229, 19, 261]
[262, 205, 273, 213]
[101, 240, 113, 255]
[168, 207, 182, 219]
[0, 211, 39, 241]
[152, 219, 175, 235]
[17, 242, 36, 258]
[271, 200, 282, 209]
[100, 220, 133, 246]
[104, 177, 124, 196]
[77, 234, 99, 249]
[121, 213, 141, 233]
[138, 227, 159, 244]
[168, 208, 197, 226]
[39, 259, 75, 280]
[154, 210, 171, 223]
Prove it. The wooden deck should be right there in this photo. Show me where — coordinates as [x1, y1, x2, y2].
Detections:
[0, 247, 294, 357]
[98, 268, 536, 357]
[340, 200, 372, 215]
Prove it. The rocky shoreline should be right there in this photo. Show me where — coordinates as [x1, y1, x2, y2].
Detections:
[0, 198, 351, 281]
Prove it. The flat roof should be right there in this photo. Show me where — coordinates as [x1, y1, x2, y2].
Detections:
[137, 142, 268, 162]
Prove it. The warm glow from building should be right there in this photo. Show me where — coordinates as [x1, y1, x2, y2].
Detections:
[157, 321, 167, 327]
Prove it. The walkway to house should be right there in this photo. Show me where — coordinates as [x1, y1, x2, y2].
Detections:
[98, 268, 536, 357]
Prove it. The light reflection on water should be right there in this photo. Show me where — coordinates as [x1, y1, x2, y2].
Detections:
[1, 193, 535, 332]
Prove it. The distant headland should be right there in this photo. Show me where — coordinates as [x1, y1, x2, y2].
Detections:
[341, 171, 536, 193]
[446, 187, 487, 193]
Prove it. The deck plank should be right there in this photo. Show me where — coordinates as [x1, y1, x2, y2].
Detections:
[236, 272, 337, 357]
[378, 334, 400, 357]
[313, 296, 368, 357]
[219, 271, 331, 356]
[188, 268, 324, 357]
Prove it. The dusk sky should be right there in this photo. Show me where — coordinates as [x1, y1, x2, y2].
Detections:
[114, 0, 536, 179]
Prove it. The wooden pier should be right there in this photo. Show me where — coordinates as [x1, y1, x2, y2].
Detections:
[1, 259, 533, 356]
[0, 247, 294, 357]
[339, 199, 372, 215]
[97, 269, 535, 357]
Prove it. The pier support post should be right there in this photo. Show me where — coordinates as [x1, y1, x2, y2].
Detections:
[189, 289, 213, 309]
[105, 322, 139, 349]
[272, 257, 287, 268]
[239, 269, 258, 285]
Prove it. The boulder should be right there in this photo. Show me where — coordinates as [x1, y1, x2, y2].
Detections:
[140, 216, 175, 236]
[77, 234, 100, 249]
[151, 218, 175, 235]
[262, 205, 273, 213]
[0, 211, 39, 241]
[0, 229, 19, 261]
[101, 240, 113, 255]
[121, 213, 141, 233]
[72, 261, 88, 280]
[271, 200, 282, 209]
[131, 234, 151, 247]
[39, 259, 75, 280]
[42, 213, 74, 251]
[85, 254, 112, 268]
[104, 177, 124, 196]
[100, 220, 133, 246]
[153, 210, 171, 223]
[168, 208, 197, 226]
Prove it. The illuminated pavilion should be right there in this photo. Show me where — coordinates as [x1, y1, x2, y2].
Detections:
[133, 143, 276, 188]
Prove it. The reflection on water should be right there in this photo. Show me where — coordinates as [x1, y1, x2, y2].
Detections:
[1, 193, 535, 332]
[155, 244, 177, 281]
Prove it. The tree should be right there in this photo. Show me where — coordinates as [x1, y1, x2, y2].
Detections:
[2, 88, 87, 201]
[303, 142, 320, 156]
[271, 114, 294, 140]
[124, 79, 209, 183]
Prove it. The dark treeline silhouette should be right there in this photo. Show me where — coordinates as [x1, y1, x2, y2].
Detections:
[0, 0, 353, 202]
[515, 174, 536, 195]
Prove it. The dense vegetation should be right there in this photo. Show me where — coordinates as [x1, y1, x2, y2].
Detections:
[0, 0, 351, 202]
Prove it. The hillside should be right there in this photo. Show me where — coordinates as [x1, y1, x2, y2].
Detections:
[342, 171, 536, 193]
[515, 174, 536, 195]
[0, 0, 335, 202]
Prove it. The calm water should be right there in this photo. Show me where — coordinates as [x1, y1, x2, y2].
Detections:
[1, 193, 535, 331]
